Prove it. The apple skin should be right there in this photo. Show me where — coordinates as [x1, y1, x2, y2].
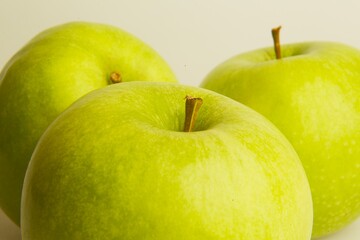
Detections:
[21, 82, 312, 239]
[200, 41, 360, 238]
[0, 21, 177, 225]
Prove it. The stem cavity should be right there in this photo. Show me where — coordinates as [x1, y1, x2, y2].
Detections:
[184, 95, 203, 132]
[271, 26, 282, 59]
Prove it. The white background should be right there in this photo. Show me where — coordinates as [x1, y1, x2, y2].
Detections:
[0, 0, 359, 239]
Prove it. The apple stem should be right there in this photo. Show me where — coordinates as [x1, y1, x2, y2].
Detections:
[184, 95, 203, 132]
[271, 26, 282, 59]
[110, 72, 122, 83]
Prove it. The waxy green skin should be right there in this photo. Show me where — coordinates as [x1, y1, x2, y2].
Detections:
[0, 21, 177, 225]
[201, 42, 360, 238]
[22, 82, 312, 240]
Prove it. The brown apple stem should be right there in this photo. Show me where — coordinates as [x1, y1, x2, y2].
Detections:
[110, 71, 122, 83]
[271, 26, 282, 59]
[184, 96, 203, 132]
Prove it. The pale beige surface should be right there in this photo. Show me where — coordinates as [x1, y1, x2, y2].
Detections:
[0, 209, 20, 239]
[1, 0, 360, 86]
[0, 0, 359, 239]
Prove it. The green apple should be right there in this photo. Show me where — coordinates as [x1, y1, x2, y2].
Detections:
[0, 21, 177, 225]
[201, 31, 360, 238]
[21, 82, 312, 239]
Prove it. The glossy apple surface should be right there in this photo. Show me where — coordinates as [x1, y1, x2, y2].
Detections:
[201, 41, 360, 238]
[22, 82, 312, 240]
[0, 21, 177, 225]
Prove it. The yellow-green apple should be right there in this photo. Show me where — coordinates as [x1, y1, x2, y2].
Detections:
[201, 28, 360, 238]
[0, 21, 177, 225]
[21, 82, 312, 240]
